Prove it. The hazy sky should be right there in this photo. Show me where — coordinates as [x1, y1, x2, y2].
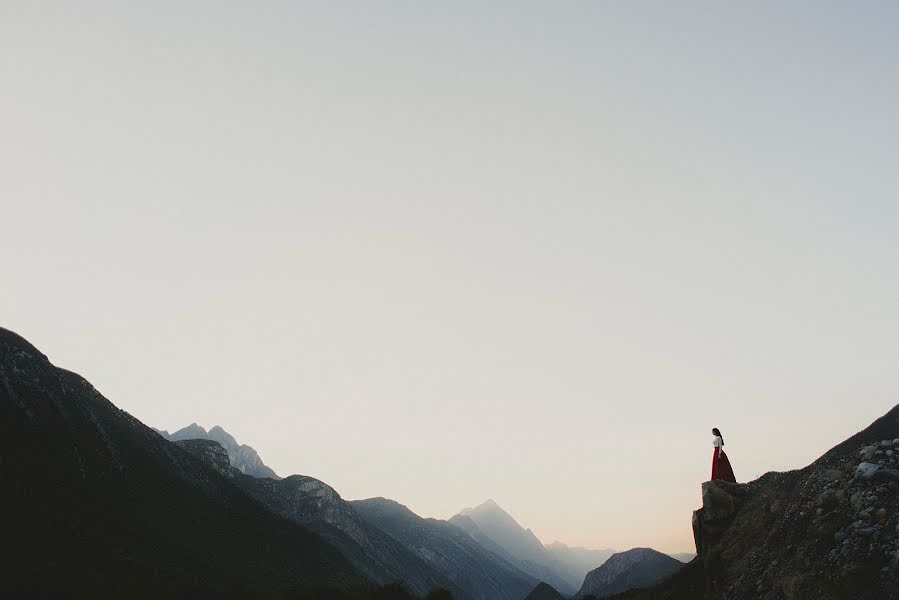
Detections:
[2, 1, 897, 553]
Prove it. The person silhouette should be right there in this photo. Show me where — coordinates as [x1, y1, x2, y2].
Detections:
[711, 427, 736, 482]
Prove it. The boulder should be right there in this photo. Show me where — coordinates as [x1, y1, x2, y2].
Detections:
[856, 462, 880, 480]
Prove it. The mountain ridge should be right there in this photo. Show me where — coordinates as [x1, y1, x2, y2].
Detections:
[0, 326, 364, 597]
[157, 422, 280, 479]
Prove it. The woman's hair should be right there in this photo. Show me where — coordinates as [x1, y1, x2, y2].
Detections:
[712, 428, 724, 445]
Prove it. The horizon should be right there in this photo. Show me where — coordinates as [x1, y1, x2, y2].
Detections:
[3, 1, 897, 556]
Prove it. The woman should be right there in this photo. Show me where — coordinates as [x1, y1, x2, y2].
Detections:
[711, 427, 736, 482]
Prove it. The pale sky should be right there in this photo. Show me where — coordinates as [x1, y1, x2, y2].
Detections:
[2, 1, 897, 554]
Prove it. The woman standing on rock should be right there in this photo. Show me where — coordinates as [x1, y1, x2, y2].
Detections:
[711, 427, 737, 482]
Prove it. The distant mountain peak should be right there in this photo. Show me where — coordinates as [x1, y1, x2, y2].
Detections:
[455, 500, 578, 595]
[159, 423, 279, 479]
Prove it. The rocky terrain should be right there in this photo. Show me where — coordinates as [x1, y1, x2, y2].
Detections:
[574, 547, 684, 598]
[611, 403, 899, 600]
[158, 423, 280, 479]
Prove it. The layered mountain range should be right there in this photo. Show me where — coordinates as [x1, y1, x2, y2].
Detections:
[0, 327, 615, 599]
[156, 423, 280, 479]
[5, 326, 890, 599]
[0, 328, 363, 597]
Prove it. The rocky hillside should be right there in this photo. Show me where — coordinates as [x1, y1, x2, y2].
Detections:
[177, 438, 466, 599]
[611, 403, 899, 600]
[158, 423, 280, 479]
[351, 497, 539, 600]
[0, 327, 363, 597]
[574, 547, 684, 598]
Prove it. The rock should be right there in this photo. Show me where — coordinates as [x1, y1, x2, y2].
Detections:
[826, 469, 844, 482]
[702, 481, 737, 521]
[856, 462, 880, 479]
[861, 446, 878, 460]
[881, 440, 892, 448]
[874, 469, 899, 483]
[835, 530, 847, 543]
[851, 492, 865, 510]
[859, 527, 876, 536]
[875, 508, 888, 521]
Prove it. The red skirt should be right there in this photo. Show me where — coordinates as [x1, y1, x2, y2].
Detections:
[712, 447, 736, 482]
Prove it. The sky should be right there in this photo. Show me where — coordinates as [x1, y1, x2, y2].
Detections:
[1, 1, 897, 554]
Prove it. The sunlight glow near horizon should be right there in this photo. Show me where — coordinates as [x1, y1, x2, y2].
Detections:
[2, 1, 897, 553]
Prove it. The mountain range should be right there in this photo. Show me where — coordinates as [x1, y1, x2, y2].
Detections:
[452, 500, 604, 594]
[0, 327, 364, 597]
[156, 423, 280, 479]
[6, 325, 892, 599]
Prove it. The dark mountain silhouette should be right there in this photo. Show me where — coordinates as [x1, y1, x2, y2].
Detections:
[0, 327, 369, 597]
[351, 497, 539, 600]
[176, 438, 468, 599]
[454, 500, 578, 594]
[157, 423, 280, 479]
[609, 403, 899, 600]
[524, 581, 567, 600]
[574, 547, 683, 598]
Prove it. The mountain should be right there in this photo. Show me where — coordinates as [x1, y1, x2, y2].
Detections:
[157, 422, 280, 479]
[176, 438, 466, 599]
[351, 497, 539, 600]
[454, 500, 578, 594]
[459, 500, 547, 564]
[574, 547, 684, 598]
[609, 403, 899, 600]
[0, 327, 364, 597]
[545, 541, 617, 587]
[524, 581, 567, 600]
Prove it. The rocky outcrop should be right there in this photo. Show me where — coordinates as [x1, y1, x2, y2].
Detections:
[574, 547, 684, 598]
[174, 438, 232, 476]
[609, 403, 899, 600]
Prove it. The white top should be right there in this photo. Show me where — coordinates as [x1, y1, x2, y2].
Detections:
[712, 435, 723, 448]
